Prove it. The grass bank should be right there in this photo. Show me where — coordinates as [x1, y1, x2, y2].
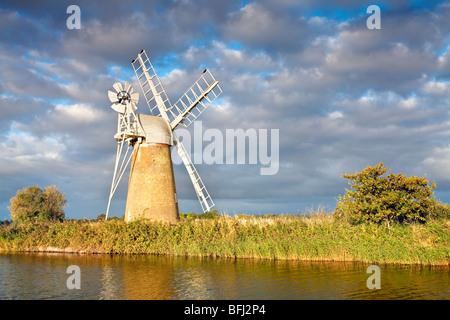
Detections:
[0, 213, 449, 266]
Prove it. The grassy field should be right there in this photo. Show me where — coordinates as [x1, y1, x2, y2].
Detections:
[0, 212, 449, 266]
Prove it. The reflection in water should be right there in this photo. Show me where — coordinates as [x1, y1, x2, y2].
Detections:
[99, 265, 118, 300]
[0, 253, 448, 300]
[121, 255, 173, 299]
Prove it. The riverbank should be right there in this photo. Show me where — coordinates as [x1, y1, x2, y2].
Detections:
[0, 214, 449, 266]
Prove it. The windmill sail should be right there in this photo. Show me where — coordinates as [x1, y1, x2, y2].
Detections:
[132, 50, 174, 123]
[173, 133, 214, 212]
[168, 69, 222, 129]
[132, 49, 217, 213]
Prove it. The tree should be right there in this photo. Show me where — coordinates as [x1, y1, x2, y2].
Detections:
[335, 163, 436, 225]
[8, 185, 67, 223]
[201, 209, 219, 219]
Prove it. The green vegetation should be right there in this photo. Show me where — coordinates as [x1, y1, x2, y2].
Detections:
[335, 163, 436, 226]
[179, 209, 219, 219]
[8, 185, 66, 223]
[1, 164, 448, 266]
[0, 212, 448, 265]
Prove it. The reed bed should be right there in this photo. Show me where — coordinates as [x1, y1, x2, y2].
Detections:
[0, 213, 449, 266]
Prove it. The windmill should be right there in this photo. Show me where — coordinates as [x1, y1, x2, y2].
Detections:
[105, 49, 222, 222]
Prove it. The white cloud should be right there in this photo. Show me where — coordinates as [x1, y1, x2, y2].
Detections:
[327, 111, 343, 120]
[53, 103, 105, 124]
[0, 132, 66, 175]
[223, 2, 309, 52]
[423, 80, 450, 96]
[421, 145, 450, 184]
[399, 97, 418, 110]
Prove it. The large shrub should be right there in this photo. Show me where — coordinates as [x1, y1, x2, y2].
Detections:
[8, 185, 67, 223]
[179, 209, 219, 219]
[335, 163, 436, 225]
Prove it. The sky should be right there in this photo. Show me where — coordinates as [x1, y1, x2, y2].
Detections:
[0, 0, 449, 219]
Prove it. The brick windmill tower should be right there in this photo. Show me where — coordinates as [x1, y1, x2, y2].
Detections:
[105, 50, 222, 223]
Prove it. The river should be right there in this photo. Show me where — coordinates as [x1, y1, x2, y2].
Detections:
[0, 252, 448, 300]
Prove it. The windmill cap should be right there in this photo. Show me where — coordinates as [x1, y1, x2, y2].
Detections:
[135, 114, 173, 146]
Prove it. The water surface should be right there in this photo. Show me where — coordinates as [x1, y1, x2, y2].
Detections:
[0, 253, 448, 300]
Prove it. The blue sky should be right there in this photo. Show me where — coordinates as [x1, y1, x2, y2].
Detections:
[0, 0, 449, 219]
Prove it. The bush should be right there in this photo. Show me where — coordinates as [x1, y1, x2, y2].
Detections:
[335, 163, 436, 225]
[8, 185, 67, 223]
[179, 210, 219, 219]
[429, 201, 450, 220]
[201, 209, 219, 219]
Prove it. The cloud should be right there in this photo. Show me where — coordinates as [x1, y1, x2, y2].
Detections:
[423, 80, 450, 96]
[0, 132, 66, 174]
[223, 2, 310, 53]
[1, 0, 450, 219]
[420, 145, 450, 188]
